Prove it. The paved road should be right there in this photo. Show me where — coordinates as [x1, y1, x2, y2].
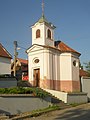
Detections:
[25, 103, 90, 120]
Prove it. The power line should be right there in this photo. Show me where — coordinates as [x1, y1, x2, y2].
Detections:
[18, 45, 27, 50]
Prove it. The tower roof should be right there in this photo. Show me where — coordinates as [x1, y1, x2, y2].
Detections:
[35, 15, 56, 29]
[38, 15, 48, 23]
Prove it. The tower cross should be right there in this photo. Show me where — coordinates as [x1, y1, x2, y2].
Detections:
[42, 0, 44, 16]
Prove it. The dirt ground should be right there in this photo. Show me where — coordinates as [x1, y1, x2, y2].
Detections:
[24, 103, 90, 120]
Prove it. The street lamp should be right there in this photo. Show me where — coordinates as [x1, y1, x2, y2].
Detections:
[13, 41, 26, 77]
[14, 41, 18, 77]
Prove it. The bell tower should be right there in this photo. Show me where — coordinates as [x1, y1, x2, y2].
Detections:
[31, 0, 56, 47]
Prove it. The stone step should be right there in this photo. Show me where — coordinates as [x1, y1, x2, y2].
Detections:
[0, 115, 9, 120]
[41, 88, 70, 108]
[41, 88, 67, 104]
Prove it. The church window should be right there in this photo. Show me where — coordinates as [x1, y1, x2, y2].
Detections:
[47, 29, 51, 39]
[73, 60, 78, 67]
[36, 29, 40, 38]
[33, 58, 39, 64]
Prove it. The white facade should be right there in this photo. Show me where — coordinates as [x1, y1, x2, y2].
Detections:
[0, 57, 11, 75]
[27, 15, 80, 92]
[27, 46, 60, 82]
[60, 53, 79, 81]
[31, 18, 55, 47]
[27, 44, 80, 92]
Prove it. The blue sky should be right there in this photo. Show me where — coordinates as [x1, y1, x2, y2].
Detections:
[0, 0, 90, 66]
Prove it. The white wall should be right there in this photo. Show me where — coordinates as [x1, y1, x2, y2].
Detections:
[0, 57, 11, 75]
[60, 53, 79, 81]
[44, 89, 87, 104]
[48, 51, 60, 80]
[71, 56, 79, 81]
[28, 46, 60, 82]
[32, 23, 54, 47]
[28, 46, 50, 81]
[45, 25, 54, 46]
[81, 77, 90, 101]
[27, 45, 80, 91]
[60, 53, 72, 80]
[28, 49, 44, 81]
[32, 23, 45, 45]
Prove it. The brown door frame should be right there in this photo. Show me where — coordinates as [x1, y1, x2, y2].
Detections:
[33, 68, 40, 87]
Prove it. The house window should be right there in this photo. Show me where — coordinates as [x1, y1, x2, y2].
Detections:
[47, 29, 51, 39]
[36, 29, 40, 38]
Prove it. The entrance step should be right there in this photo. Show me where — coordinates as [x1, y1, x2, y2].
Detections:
[41, 88, 70, 108]
[0, 115, 9, 120]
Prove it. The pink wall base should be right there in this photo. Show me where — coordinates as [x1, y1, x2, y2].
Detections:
[29, 79, 80, 92]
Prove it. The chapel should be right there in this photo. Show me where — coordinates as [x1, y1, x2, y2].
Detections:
[26, 2, 81, 92]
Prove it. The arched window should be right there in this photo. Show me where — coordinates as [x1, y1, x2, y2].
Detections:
[36, 29, 40, 38]
[47, 29, 51, 39]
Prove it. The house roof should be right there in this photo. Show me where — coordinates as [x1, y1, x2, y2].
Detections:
[27, 41, 81, 56]
[11, 58, 28, 71]
[79, 69, 88, 77]
[17, 58, 28, 65]
[55, 41, 81, 56]
[0, 43, 12, 59]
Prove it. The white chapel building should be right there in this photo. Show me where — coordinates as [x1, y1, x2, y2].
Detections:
[27, 14, 81, 92]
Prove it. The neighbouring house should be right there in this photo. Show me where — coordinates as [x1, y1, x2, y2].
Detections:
[26, 14, 81, 93]
[11, 58, 28, 80]
[79, 69, 90, 101]
[79, 69, 88, 78]
[79, 69, 88, 92]
[0, 43, 12, 75]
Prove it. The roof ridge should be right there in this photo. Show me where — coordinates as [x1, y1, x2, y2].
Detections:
[0, 43, 12, 58]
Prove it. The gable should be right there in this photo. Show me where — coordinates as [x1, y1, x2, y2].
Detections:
[26, 41, 81, 57]
[0, 43, 12, 59]
[26, 44, 44, 53]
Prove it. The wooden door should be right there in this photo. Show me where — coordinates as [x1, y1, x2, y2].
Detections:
[33, 69, 40, 87]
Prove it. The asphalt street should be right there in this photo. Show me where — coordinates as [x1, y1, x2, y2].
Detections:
[26, 103, 90, 120]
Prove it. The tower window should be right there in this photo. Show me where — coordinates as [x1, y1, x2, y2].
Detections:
[36, 29, 40, 38]
[47, 29, 51, 39]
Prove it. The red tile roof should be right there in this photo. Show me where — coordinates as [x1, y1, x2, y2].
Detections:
[27, 41, 81, 56]
[17, 58, 28, 64]
[79, 69, 88, 77]
[0, 43, 12, 59]
[55, 41, 81, 55]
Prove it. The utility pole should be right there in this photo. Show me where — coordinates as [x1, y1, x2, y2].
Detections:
[14, 41, 17, 77]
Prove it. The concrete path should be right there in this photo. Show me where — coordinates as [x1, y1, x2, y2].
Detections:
[25, 103, 90, 120]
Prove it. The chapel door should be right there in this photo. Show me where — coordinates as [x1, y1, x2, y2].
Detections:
[33, 69, 40, 87]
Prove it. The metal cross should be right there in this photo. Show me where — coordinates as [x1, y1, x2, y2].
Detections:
[42, 0, 44, 16]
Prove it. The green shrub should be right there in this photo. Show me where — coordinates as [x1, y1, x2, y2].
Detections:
[0, 87, 49, 98]
[8, 87, 18, 94]
[31, 88, 49, 98]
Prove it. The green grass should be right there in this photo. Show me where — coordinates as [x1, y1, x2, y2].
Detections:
[70, 103, 83, 107]
[30, 105, 60, 117]
[11, 105, 60, 119]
